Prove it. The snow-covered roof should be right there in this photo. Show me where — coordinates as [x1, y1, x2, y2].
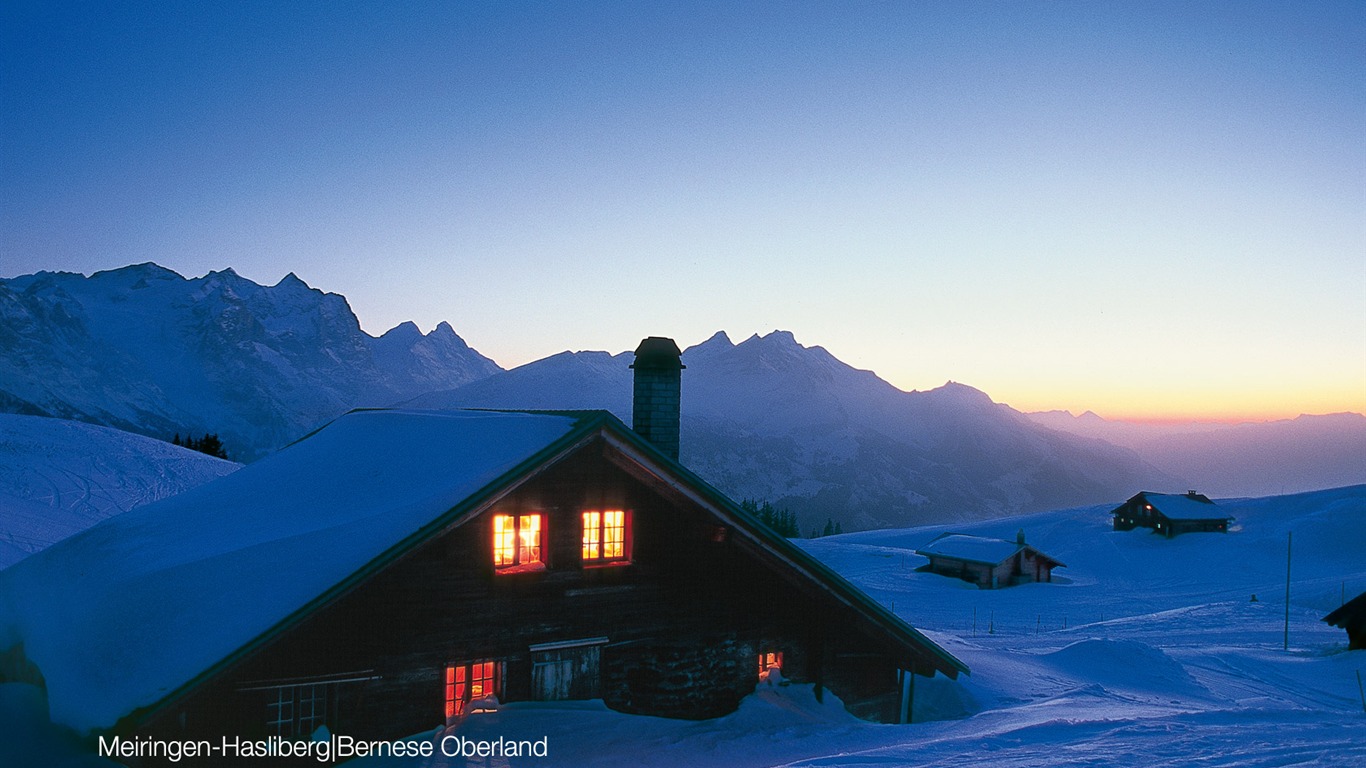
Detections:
[0, 407, 968, 735]
[0, 409, 583, 734]
[1140, 492, 1229, 521]
[915, 533, 1064, 567]
[917, 534, 1021, 565]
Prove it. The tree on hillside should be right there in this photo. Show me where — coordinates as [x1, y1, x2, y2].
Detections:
[810, 517, 843, 538]
[740, 499, 801, 538]
[172, 432, 230, 461]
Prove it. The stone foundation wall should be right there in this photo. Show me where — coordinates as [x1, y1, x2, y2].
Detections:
[602, 633, 756, 720]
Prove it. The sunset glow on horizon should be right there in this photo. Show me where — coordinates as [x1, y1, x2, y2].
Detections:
[3, 2, 1362, 423]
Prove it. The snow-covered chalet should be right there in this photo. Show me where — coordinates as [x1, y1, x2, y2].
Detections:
[915, 530, 1065, 589]
[1110, 491, 1232, 537]
[0, 336, 965, 752]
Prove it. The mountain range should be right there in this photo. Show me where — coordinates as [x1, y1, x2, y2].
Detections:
[4, 263, 1358, 531]
[408, 330, 1177, 530]
[0, 264, 499, 460]
[1027, 410, 1366, 498]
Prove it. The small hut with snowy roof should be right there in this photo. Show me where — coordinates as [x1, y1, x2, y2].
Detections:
[915, 530, 1065, 589]
[1111, 491, 1231, 537]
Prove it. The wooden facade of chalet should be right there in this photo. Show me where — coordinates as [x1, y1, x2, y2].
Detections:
[1111, 491, 1231, 537]
[915, 531, 1064, 590]
[128, 414, 963, 750]
[0, 338, 966, 765]
[1323, 590, 1366, 650]
[145, 426, 944, 740]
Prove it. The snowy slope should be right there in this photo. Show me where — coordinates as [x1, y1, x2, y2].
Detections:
[410, 331, 1177, 530]
[0, 414, 238, 569]
[0, 264, 502, 460]
[347, 485, 1366, 768]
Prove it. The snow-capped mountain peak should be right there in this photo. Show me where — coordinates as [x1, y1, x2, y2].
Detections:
[0, 264, 502, 460]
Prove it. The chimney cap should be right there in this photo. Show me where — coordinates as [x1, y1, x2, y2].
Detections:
[631, 336, 685, 369]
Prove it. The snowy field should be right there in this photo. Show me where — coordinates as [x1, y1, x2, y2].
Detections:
[0, 414, 239, 568]
[350, 485, 1366, 768]
[4, 485, 1363, 766]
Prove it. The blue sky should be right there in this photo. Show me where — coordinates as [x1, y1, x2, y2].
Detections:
[3, 1, 1363, 420]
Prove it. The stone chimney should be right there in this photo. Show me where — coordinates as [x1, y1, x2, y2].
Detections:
[631, 337, 685, 460]
[1016, 528, 1026, 545]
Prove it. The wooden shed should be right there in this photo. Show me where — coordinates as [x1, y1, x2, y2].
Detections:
[1323, 590, 1366, 650]
[1111, 491, 1232, 537]
[0, 339, 966, 759]
[915, 530, 1065, 589]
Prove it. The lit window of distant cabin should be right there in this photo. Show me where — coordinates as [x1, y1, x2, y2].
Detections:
[445, 660, 502, 720]
[581, 510, 630, 564]
[493, 513, 543, 572]
[758, 651, 783, 680]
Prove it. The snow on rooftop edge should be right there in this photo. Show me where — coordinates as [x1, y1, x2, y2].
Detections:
[0, 409, 583, 734]
[916, 534, 1023, 565]
[1140, 492, 1230, 520]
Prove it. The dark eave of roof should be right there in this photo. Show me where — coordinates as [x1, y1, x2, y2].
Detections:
[1324, 590, 1366, 627]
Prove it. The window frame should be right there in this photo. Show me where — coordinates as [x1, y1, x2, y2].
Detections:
[758, 650, 784, 680]
[492, 512, 545, 573]
[445, 659, 504, 721]
[581, 509, 632, 566]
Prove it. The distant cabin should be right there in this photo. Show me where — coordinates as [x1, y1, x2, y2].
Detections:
[0, 337, 965, 748]
[1111, 491, 1232, 537]
[1323, 590, 1366, 650]
[915, 530, 1065, 590]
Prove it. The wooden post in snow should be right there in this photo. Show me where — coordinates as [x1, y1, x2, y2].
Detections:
[907, 665, 916, 724]
[1355, 666, 1366, 716]
[1284, 531, 1292, 651]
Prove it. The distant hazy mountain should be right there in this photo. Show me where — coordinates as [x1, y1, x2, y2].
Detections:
[0, 414, 239, 568]
[0, 264, 501, 460]
[409, 331, 1178, 530]
[1028, 410, 1366, 497]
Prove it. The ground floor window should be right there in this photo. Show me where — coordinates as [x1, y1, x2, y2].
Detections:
[240, 672, 376, 739]
[446, 660, 503, 720]
[758, 651, 783, 680]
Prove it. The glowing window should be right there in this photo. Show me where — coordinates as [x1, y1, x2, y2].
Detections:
[582, 510, 630, 563]
[493, 513, 543, 571]
[758, 651, 783, 680]
[445, 660, 501, 720]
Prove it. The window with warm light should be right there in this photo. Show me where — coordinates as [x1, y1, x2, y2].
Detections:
[582, 509, 630, 564]
[758, 651, 783, 680]
[493, 513, 543, 571]
[444, 660, 502, 720]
